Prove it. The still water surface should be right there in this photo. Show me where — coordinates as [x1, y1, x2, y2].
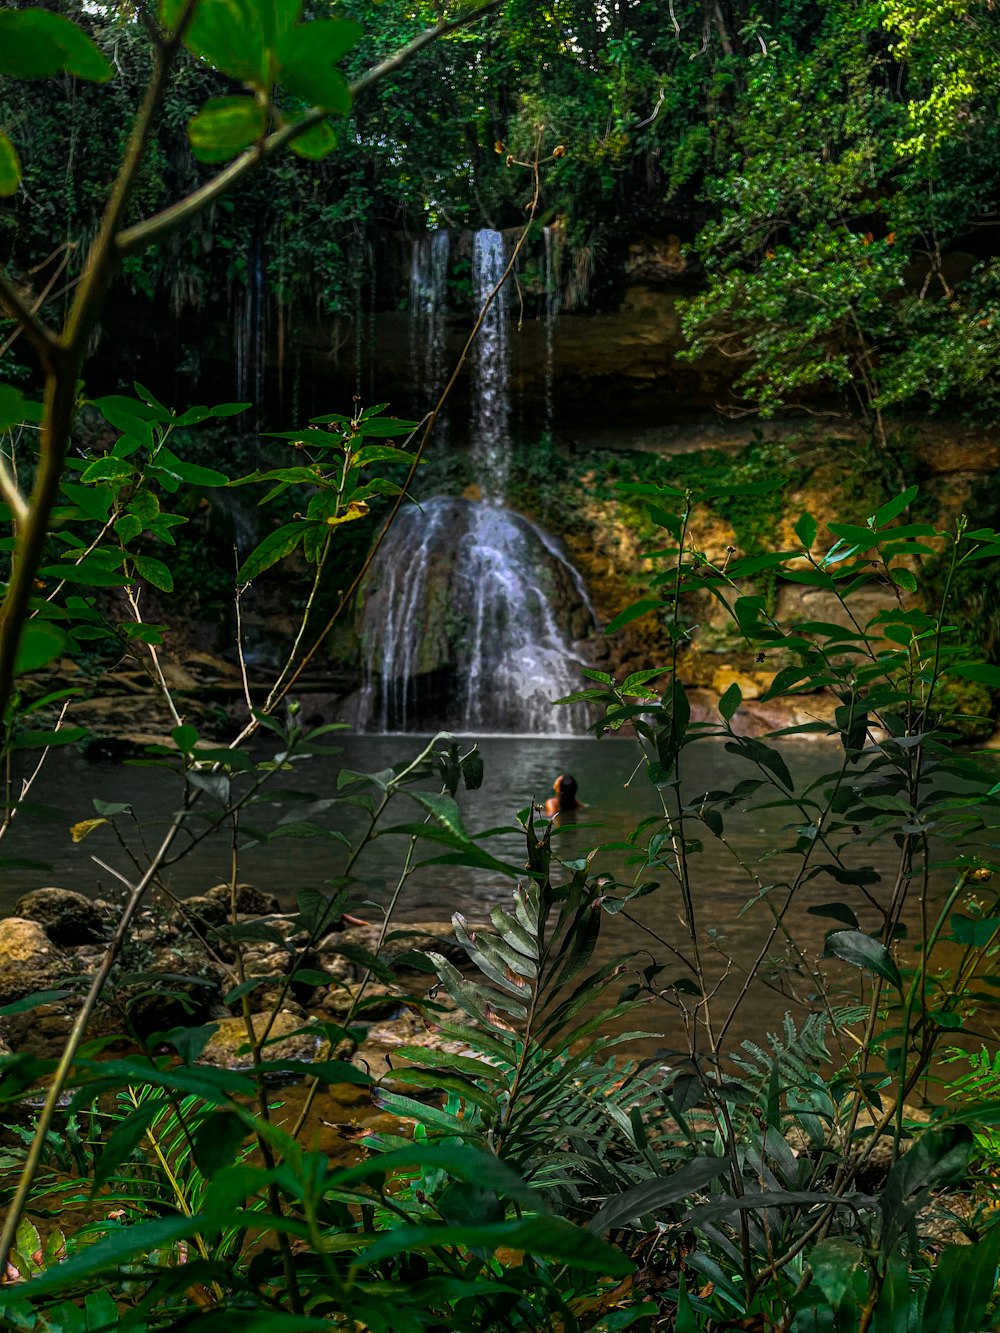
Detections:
[4, 734, 993, 1053]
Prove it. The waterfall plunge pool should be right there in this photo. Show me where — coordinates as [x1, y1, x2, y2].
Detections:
[3, 734, 982, 1053]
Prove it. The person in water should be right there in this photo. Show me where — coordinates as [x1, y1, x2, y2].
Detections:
[544, 773, 585, 818]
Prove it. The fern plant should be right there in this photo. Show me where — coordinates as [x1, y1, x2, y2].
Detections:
[373, 809, 665, 1215]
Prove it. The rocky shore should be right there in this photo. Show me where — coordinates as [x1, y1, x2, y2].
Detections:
[0, 884, 469, 1092]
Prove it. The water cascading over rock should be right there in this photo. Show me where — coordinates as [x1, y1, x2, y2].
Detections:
[357, 227, 596, 733]
[471, 229, 511, 501]
[409, 231, 450, 417]
[360, 497, 594, 732]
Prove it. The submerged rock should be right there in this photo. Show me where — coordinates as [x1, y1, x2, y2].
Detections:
[13, 888, 106, 947]
[198, 1010, 325, 1074]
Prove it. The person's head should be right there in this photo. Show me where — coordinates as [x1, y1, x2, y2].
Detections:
[554, 773, 579, 810]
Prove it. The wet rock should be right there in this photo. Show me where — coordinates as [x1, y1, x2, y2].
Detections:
[316, 982, 403, 1023]
[358, 1008, 469, 1084]
[123, 940, 225, 1034]
[205, 882, 279, 915]
[709, 665, 772, 703]
[1, 1002, 79, 1060]
[13, 888, 106, 947]
[173, 895, 230, 935]
[198, 1010, 325, 1074]
[324, 920, 467, 973]
[0, 919, 69, 1005]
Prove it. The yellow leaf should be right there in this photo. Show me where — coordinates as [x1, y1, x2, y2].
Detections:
[326, 500, 370, 526]
[70, 818, 108, 843]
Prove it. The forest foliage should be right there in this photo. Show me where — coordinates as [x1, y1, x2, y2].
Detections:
[4, 3, 1000, 1331]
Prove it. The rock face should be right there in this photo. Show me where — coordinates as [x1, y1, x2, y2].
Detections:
[13, 887, 106, 946]
[0, 918, 68, 1004]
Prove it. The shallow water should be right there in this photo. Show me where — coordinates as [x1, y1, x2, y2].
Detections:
[6, 733, 991, 1055]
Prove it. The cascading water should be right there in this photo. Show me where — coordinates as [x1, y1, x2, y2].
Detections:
[409, 231, 450, 417]
[470, 230, 511, 502]
[361, 498, 594, 733]
[356, 227, 597, 734]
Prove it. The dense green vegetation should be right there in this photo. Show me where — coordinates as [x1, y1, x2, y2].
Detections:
[5, 2, 1000, 1330]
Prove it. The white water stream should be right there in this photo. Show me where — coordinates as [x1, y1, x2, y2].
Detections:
[357, 228, 595, 734]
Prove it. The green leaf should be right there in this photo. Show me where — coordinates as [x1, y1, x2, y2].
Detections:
[922, 1230, 1000, 1333]
[237, 522, 305, 582]
[288, 116, 337, 160]
[809, 1238, 867, 1315]
[795, 511, 818, 549]
[406, 790, 467, 838]
[0, 383, 42, 431]
[161, 0, 287, 85]
[949, 914, 1000, 947]
[604, 600, 665, 634]
[950, 663, 1000, 688]
[132, 555, 174, 592]
[0, 9, 112, 81]
[277, 20, 361, 111]
[361, 1215, 632, 1275]
[718, 681, 742, 722]
[172, 724, 199, 752]
[14, 622, 66, 675]
[157, 446, 229, 487]
[80, 456, 137, 485]
[0, 132, 22, 196]
[189, 95, 265, 162]
[807, 902, 860, 929]
[589, 1156, 730, 1231]
[191, 1110, 248, 1176]
[890, 568, 917, 593]
[823, 929, 902, 990]
[15, 1216, 206, 1297]
[872, 485, 919, 530]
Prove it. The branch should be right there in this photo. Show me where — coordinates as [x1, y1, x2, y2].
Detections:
[64, 0, 203, 350]
[115, 0, 503, 260]
[0, 267, 58, 372]
[0, 452, 28, 527]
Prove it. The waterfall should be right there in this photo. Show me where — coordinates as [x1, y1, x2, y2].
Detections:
[409, 231, 450, 417]
[361, 498, 593, 734]
[470, 230, 511, 502]
[355, 227, 597, 736]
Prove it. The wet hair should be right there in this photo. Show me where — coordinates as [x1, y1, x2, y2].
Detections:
[556, 773, 579, 811]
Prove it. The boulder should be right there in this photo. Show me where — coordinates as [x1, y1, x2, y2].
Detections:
[13, 888, 106, 947]
[123, 940, 225, 1034]
[0, 918, 68, 1005]
[198, 1010, 324, 1074]
[317, 982, 403, 1022]
[205, 882, 279, 915]
[173, 895, 230, 934]
[322, 920, 467, 974]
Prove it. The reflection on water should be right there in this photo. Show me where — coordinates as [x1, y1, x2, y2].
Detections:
[4, 734, 996, 1054]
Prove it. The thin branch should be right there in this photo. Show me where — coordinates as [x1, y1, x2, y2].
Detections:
[0, 267, 58, 371]
[0, 246, 73, 364]
[115, 0, 503, 261]
[0, 807, 189, 1275]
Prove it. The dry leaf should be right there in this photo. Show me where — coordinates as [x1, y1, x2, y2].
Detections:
[70, 817, 109, 843]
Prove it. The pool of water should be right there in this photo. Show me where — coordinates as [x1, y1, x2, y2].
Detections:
[8, 731, 991, 1057]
